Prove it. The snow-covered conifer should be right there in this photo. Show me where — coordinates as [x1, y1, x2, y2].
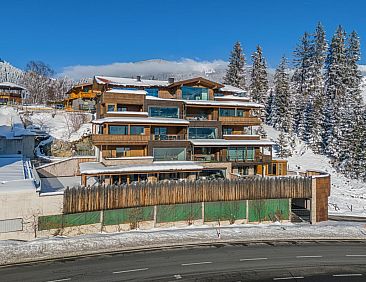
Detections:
[276, 131, 292, 158]
[223, 41, 246, 89]
[271, 56, 292, 133]
[250, 45, 268, 104]
[265, 89, 275, 125]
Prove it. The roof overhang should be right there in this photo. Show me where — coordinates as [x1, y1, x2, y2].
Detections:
[80, 161, 204, 175]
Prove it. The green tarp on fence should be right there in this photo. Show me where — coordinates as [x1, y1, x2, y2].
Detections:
[204, 201, 247, 222]
[103, 206, 154, 225]
[38, 211, 100, 231]
[248, 199, 289, 222]
[156, 203, 202, 223]
[38, 199, 291, 231]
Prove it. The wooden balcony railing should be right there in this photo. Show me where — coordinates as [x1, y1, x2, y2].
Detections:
[218, 116, 261, 125]
[91, 134, 150, 145]
[151, 134, 186, 141]
[69, 92, 95, 100]
[192, 154, 272, 163]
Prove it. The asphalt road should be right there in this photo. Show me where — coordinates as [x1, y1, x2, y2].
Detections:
[1, 241, 366, 281]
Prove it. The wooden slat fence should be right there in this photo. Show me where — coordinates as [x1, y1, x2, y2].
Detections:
[63, 176, 312, 214]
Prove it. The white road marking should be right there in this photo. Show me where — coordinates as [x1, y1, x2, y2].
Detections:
[181, 261, 212, 266]
[46, 279, 71, 282]
[296, 255, 322, 258]
[174, 274, 182, 279]
[346, 254, 366, 257]
[113, 267, 149, 274]
[273, 277, 304, 280]
[333, 274, 363, 277]
[240, 257, 268, 261]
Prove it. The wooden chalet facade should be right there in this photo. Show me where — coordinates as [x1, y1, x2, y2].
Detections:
[77, 75, 288, 186]
[64, 81, 97, 111]
[0, 82, 27, 105]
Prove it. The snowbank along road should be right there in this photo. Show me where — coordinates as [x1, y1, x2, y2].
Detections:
[1, 240, 366, 281]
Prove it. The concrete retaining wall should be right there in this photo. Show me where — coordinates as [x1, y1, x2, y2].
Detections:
[37, 156, 96, 177]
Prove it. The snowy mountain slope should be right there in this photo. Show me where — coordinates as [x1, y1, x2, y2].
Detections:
[25, 111, 92, 142]
[263, 124, 366, 217]
[0, 60, 23, 84]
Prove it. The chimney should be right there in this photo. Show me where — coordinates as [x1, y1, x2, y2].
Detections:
[168, 77, 175, 84]
[136, 75, 141, 82]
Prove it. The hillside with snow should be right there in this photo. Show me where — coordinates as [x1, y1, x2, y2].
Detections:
[24, 110, 92, 142]
[0, 60, 23, 84]
[264, 125, 366, 217]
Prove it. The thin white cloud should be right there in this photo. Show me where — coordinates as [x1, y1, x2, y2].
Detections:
[59, 59, 229, 80]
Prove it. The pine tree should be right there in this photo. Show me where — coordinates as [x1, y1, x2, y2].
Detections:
[350, 110, 366, 180]
[310, 22, 327, 152]
[250, 45, 268, 104]
[265, 89, 275, 125]
[302, 100, 316, 145]
[340, 31, 365, 176]
[276, 132, 292, 158]
[272, 56, 292, 133]
[322, 26, 347, 159]
[292, 32, 313, 136]
[223, 41, 246, 89]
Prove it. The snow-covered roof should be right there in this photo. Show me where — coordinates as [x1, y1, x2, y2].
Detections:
[215, 95, 250, 102]
[106, 111, 149, 117]
[190, 139, 275, 147]
[220, 84, 246, 93]
[146, 96, 181, 102]
[0, 156, 37, 192]
[0, 82, 27, 90]
[92, 117, 189, 125]
[95, 76, 169, 87]
[80, 161, 203, 175]
[106, 89, 147, 95]
[184, 100, 264, 108]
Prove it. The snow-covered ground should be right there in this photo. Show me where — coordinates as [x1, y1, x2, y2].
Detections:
[0, 106, 35, 138]
[0, 221, 365, 265]
[264, 124, 366, 217]
[24, 110, 92, 142]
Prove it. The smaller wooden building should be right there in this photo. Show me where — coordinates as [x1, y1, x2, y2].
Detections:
[0, 82, 27, 105]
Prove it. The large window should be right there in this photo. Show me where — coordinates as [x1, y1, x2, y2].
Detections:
[223, 127, 233, 135]
[182, 86, 208, 100]
[107, 104, 115, 112]
[153, 127, 167, 140]
[149, 107, 179, 118]
[116, 147, 130, 157]
[109, 125, 128, 135]
[153, 148, 186, 161]
[145, 88, 159, 97]
[116, 104, 127, 112]
[219, 108, 245, 117]
[188, 127, 217, 139]
[227, 147, 255, 161]
[130, 126, 144, 135]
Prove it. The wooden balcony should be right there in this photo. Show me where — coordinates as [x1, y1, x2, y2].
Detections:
[218, 116, 261, 126]
[92, 134, 150, 145]
[69, 92, 95, 100]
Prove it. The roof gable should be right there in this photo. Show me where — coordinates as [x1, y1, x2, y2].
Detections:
[168, 77, 224, 89]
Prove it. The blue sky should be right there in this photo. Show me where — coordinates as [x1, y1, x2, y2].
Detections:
[2, 0, 365, 73]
